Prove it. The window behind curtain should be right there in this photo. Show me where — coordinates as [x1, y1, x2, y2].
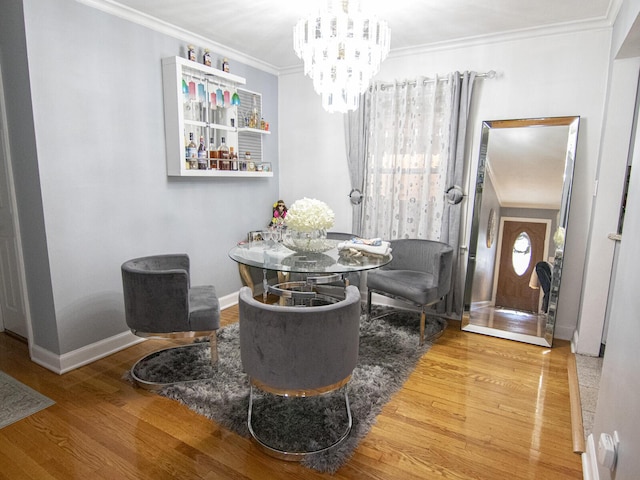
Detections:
[361, 77, 454, 240]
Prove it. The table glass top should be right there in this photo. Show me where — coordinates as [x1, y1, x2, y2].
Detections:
[229, 239, 392, 274]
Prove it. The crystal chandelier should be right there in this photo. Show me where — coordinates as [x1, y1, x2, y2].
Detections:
[293, 0, 390, 113]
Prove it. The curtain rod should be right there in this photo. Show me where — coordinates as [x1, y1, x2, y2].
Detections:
[375, 70, 496, 90]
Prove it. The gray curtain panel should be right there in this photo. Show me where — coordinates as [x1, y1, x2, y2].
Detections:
[441, 71, 477, 316]
[348, 72, 477, 317]
[344, 93, 370, 236]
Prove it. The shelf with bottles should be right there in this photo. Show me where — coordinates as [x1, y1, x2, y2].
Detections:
[237, 127, 271, 134]
[163, 56, 239, 176]
[176, 169, 273, 178]
[182, 130, 273, 177]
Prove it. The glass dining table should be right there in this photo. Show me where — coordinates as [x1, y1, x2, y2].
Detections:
[228, 239, 392, 304]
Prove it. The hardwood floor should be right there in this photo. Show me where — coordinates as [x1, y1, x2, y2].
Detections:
[0, 305, 582, 479]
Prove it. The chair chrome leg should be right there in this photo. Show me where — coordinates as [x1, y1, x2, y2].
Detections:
[247, 383, 353, 461]
[130, 342, 213, 391]
[420, 308, 426, 345]
[367, 289, 373, 318]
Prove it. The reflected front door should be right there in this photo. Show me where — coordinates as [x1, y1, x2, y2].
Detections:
[495, 220, 546, 313]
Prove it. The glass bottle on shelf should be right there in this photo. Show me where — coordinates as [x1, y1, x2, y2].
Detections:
[208, 137, 218, 170]
[218, 137, 230, 170]
[222, 57, 229, 73]
[184, 134, 189, 169]
[197, 136, 207, 169]
[203, 48, 211, 67]
[187, 133, 197, 158]
[208, 137, 216, 157]
[250, 95, 259, 129]
[187, 133, 197, 170]
[230, 147, 238, 171]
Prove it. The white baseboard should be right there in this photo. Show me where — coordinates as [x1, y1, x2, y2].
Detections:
[553, 324, 576, 341]
[218, 291, 238, 310]
[571, 329, 579, 353]
[582, 434, 600, 480]
[30, 331, 145, 375]
[30, 291, 240, 374]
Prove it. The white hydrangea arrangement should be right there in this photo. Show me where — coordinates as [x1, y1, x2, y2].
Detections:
[285, 197, 335, 232]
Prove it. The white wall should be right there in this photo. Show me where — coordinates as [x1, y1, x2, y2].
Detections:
[575, 57, 639, 355]
[589, 59, 640, 480]
[585, 2, 640, 477]
[1, 0, 279, 364]
[277, 75, 353, 232]
[279, 28, 612, 340]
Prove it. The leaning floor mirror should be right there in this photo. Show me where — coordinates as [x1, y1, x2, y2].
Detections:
[462, 116, 579, 347]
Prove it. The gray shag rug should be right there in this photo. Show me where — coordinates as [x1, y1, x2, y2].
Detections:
[129, 306, 446, 473]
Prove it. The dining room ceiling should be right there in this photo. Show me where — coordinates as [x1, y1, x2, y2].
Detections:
[100, 0, 611, 210]
[106, 0, 617, 71]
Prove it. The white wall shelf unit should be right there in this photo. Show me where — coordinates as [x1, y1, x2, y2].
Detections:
[161, 56, 272, 177]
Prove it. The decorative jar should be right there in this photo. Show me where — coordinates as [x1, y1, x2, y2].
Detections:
[283, 228, 331, 253]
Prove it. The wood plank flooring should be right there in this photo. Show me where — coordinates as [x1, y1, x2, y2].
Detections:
[0, 305, 582, 479]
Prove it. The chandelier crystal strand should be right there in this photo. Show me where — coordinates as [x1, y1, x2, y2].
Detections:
[293, 0, 390, 113]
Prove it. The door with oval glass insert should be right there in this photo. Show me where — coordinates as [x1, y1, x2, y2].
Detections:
[495, 220, 546, 313]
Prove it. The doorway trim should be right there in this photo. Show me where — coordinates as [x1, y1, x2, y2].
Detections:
[491, 216, 552, 308]
[0, 62, 33, 351]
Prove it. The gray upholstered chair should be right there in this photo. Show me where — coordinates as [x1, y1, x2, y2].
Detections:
[238, 285, 361, 459]
[121, 254, 220, 389]
[367, 239, 453, 345]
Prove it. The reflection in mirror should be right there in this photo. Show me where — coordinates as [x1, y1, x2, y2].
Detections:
[462, 117, 579, 347]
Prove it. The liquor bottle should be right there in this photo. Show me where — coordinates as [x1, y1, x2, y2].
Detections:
[197, 136, 207, 169]
[218, 137, 230, 159]
[187, 45, 196, 62]
[187, 133, 197, 158]
[203, 48, 211, 67]
[250, 95, 259, 129]
[208, 137, 217, 158]
[198, 136, 206, 158]
[184, 133, 189, 169]
[230, 147, 238, 171]
[208, 137, 218, 169]
[187, 133, 197, 169]
[217, 137, 229, 170]
[222, 57, 229, 73]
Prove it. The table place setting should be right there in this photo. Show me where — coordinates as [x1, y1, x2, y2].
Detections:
[337, 237, 392, 260]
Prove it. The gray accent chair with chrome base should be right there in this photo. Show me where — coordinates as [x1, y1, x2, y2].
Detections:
[367, 239, 453, 345]
[121, 254, 220, 390]
[238, 285, 361, 460]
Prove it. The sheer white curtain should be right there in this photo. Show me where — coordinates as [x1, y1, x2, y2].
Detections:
[355, 72, 477, 316]
[360, 76, 454, 240]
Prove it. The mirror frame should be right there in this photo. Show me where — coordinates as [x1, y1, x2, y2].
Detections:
[462, 116, 580, 347]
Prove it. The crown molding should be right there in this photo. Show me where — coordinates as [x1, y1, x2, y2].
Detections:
[75, 0, 280, 76]
[388, 17, 614, 59]
[77, 0, 619, 77]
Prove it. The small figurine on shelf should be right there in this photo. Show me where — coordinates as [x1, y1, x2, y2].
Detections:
[271, 200, 287, 226]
